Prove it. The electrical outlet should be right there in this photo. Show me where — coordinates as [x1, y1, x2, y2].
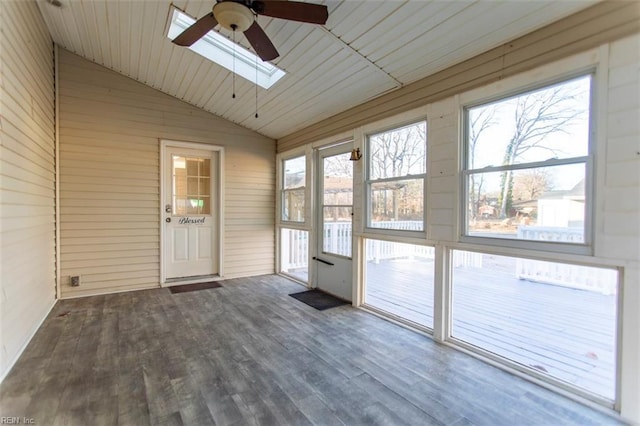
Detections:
[70, 276, 80, 287]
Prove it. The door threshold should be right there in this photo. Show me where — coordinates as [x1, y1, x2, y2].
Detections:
[164, 275, 221, 287]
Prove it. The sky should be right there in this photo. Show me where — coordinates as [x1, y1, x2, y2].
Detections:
[467, 74, 591, 193]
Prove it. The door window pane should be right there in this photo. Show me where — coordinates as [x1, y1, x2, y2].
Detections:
[451, 250, 618, 400]
[199, 159, 210, 176]
[172, 155, 211, 215]
[324, 186, 353, 205]
[323, 208, 352, 256]
[200, 197, 211, 215]
[186, 158, 198, 175]
[188, 177, 198, 195]
[200, 177, 210, 195]
[322, 152, 353, 257]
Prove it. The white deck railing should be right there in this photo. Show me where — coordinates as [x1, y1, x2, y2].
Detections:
[282, 221, 482, 269]
[323, 221, 352, 257]
[515, 226, 616, 295]
[517, 226, 584, 243]
[281, 224, 615, 295]
[516, 258, 617, 295]
[280, 228, 309, 270]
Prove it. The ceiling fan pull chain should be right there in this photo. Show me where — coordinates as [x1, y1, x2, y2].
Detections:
[255, 53, 259, 118]
[232, 26, 236, 99]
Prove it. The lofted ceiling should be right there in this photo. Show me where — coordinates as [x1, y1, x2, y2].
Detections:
[36, 0, 599, 140]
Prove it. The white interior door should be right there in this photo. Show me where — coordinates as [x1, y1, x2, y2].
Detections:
[163, 146, 219, 282]
[314, 144, 353, 301]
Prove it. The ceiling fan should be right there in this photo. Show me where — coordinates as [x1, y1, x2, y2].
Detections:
[172, 0, 329, 61]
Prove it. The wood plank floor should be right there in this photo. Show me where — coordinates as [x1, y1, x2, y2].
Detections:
[364, 258, 617, 400]
[0, 275, 623, 425]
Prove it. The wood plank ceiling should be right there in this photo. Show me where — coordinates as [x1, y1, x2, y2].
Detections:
[36, 0, 598, 140]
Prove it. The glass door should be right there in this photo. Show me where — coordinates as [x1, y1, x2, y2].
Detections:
[314, 144, 353, 301]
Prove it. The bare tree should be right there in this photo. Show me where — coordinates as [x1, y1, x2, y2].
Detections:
[497, 83, 587, 218]
[369, 123, 426, 221]
[468, 106, 498, 220]
[323, 153, 352, 177]
[512, 169, 553, 201]
[370, 123, 425, 178]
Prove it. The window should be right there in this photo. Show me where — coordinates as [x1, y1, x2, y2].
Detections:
[167, 7, 285, 89]
[366, 121, 427, 232]
[321, 151, 353, 257]
[281, 156, 306, 223]
[364, 239, 434, 329]
[172, 156, 211, 215]
[463, 75, 592, 250]
[450, 249, 618, 402]
[280, 228, 309, 282]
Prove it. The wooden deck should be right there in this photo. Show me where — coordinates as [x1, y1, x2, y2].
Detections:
[364, 258, 617, 401]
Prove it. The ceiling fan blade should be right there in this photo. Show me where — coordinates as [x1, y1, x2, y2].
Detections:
[172, 12, 218, 46]
[244, 21, 279, 61]
[252, 1, 328, 25]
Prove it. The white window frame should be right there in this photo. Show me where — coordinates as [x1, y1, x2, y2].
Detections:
[276, 148, 312, 283]
[279, 153, 309, 226]
[444, 244, 621, 407]
[364, 120, 428, 238]
[459, 71, 597, 256]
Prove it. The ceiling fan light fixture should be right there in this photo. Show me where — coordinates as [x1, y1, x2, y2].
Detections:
[213, 2, 254, 32]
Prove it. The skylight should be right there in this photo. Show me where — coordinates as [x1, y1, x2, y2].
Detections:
[167, 7, 285, 89]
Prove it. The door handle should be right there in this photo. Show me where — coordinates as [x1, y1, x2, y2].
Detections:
[313, 256, 334, 266]
[166, 217, 171, 223]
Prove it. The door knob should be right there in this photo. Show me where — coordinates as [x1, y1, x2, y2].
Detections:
[165, 204, 171, 213]
[166, 217, 171, 223]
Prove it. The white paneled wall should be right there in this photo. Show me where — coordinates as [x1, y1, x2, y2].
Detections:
[601, 34, 640, 422]
[58, 50, 275, 298]
[0, 1, 56, 379]
[427, 97, 458, 242]
[600, 35, 640, 262]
